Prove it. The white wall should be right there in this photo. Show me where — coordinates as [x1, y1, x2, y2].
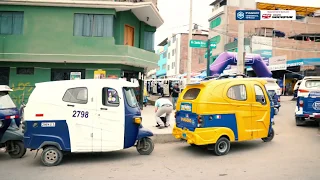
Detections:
[166, 34, 181, 76]
[251, 36, 273, 51]
[227, 0, 256, 8]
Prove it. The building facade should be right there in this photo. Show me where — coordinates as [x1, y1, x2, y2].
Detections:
[157, 29, 209, 77]
[0, 0, 163, 106]
[155, 44, 168, 78]
[208, 0, 320, 93]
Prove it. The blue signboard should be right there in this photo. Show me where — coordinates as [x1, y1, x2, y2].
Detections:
[236, 10, 261, 20]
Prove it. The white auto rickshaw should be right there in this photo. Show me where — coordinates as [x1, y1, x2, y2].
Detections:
[162, 78, 180, 97]
[21, 79, 154, 166]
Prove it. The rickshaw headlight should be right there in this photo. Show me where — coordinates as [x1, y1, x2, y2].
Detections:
[0, 120, 3, 128]
[134, 117, 142, 124]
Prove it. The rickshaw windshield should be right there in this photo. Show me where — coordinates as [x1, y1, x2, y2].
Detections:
[123, 87, 139, 108]
[305, 80, 320, 88]
[0, 92, 16, 109]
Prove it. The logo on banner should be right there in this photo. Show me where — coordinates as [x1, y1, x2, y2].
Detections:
[262, 14, 271, 19]
[237, 11, 245, 19]
[312, 101, 320, 111]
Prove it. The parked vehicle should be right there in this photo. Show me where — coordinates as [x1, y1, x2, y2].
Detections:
[0, 85, 26, 158]
[172, 78, 274, 155]
[293, 80, 302, 98]
[22, 79, 154, 166]
[295, 76, 320, 126]
[268, 90, 281, 115]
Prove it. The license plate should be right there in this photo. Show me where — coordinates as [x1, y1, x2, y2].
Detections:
[182, 133, 187, 139]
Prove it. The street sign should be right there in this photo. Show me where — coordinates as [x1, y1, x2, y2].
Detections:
[209, 43, 217, 50]
[189, 40, 207, 48]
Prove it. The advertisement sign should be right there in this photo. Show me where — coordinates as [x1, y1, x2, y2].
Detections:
[94, 69, 106, 79]
[260, 10, 296, 21]
[236, 10, 296, 21]
[268, 55, 287, 71]
[70, 72, 81, 80]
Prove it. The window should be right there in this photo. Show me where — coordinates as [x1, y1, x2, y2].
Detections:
[0, 11, 24, 35]
[254, 85, 266, 104]
[123, 87, 139, 107]
[16, 67, 34, 75]
[172, 35, 176, 43]
[168, 41, 171, 46]
[305, 80, 320, 88]
[172, 62, 175, 69]
[168, 53, 170, 59]
[63, 87, 88, 104]
[0, 92, 16, 109]
[102, 87, 119, 106]
[73, 13, 113, 37]
[227, 85, 247, 101]
[167, 65, 170, 70]
[172, 49, 175, 56]
[163, 51, 167, 58]
[183, 88, 201, 100]
[144, 31, 155, 51]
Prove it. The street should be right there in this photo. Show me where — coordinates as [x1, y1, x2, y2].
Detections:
[1, 100, 320, 180]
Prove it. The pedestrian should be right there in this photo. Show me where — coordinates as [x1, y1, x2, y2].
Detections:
[171, 83, 180, 110]
[154, 97, 173, 129]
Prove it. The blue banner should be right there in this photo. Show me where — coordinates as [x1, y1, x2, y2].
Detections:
[236, 10, 261, 20]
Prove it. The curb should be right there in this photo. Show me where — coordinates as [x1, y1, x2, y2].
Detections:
[151, 133, 181, 144]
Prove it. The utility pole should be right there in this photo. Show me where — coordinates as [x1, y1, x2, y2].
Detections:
[237, 0, 245, 74]
[187, 0, 193, 84]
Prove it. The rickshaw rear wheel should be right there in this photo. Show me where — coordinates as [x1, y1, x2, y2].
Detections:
[295, 117, 305, 126]
[212, 137, 230, 156]
[137, 137, 154, 155]
[8, 141, 27, 159]
[41, 146, 63, 166]
[262, 128, 274, 142]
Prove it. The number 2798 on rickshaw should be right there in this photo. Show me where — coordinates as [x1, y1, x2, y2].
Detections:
[172, 78, 275, 155]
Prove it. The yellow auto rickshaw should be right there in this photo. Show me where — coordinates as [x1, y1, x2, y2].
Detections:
[172, 78, 274, 155]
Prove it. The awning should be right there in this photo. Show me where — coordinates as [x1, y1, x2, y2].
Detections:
[256, 1, 320, 16]
[0, 0, 164, 28]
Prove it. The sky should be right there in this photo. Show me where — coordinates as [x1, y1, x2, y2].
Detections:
[155, 0, 213, 49]
[154, 0, 320, 50]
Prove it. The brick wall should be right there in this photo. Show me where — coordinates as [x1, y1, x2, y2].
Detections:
[179, 34, 208, 74]
[224, 6, 320, 60]
[226, 6, 320, 42]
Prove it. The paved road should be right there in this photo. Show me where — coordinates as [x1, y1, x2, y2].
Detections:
[1, 100, 320, 180]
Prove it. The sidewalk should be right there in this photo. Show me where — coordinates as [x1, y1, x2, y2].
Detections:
[141, 105, 179, 144]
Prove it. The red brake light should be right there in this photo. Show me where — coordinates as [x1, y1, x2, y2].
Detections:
[298, 89, 309, 93]
[197, 115, 202, 123]
[5, 115, 19, 119]
[299, 100, 304, 107]
[35, 114, 44, 117]
[278, 98, 280, 102]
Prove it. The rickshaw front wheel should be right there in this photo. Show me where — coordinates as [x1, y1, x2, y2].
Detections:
[262, 128, 275, 142]
[212, 137, 230, 156]
[41, 146, 63, 166]
[137, 137, 154, 155]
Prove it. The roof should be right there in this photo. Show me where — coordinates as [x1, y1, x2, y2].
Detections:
[158, 38, 168, 46]
[0, 85, 13, 92]
[35, 79, 138, 88]
[200, 77, 268, 86]
[0, 0, 164, 28]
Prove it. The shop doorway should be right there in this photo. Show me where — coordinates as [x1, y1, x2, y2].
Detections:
[51, 69, 86, 81]
[0, 67, 10, 85]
